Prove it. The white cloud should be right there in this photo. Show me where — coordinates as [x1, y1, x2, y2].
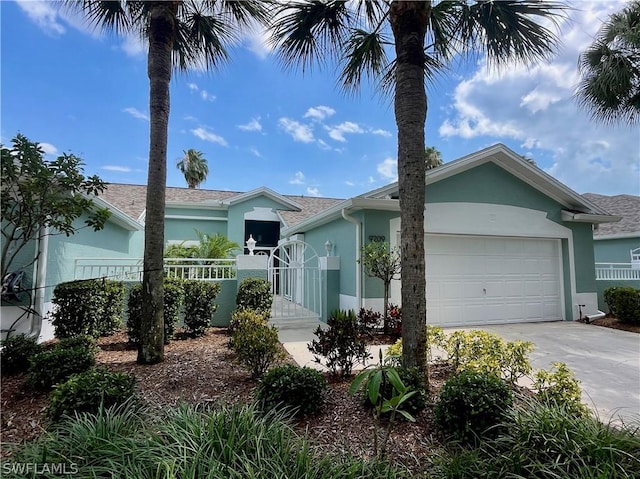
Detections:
[289, 171, 306, 185]
[278, 118, 314, 143]
[304, 106, 336, 121]
[377, 158, 397, 181]
[371, 128, 392, 137]
[345, 180, 355, 187]
[16, 1, 65, 35]
[249, 147, 262, 158]
[436, 0, 638, 195]
[306, 187, 321, 197]
[200, 90, 216, 102]
[123, 107, 149, 121]
[317, 139, 332, 150]
[243, 23, 273, 59]
[102, 165, 132, 173]
[187, 83, 199, 91]
[121, 34, 145, 57]
[327, 121, 365, 142]
[191, 127, 228, 146]
[238, 118, 262, 132]
[39, 142, 58, 156]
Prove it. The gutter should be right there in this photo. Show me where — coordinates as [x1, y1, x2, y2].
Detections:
[29, 226, 48, 339]
[341, 208, 362, 310]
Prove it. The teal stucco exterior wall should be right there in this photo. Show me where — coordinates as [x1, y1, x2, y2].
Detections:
[594, 237, 639, 263]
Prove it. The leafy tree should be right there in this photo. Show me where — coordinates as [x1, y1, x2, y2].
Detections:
[194, 230, 240, 258]
[70, 1, 269, 364]
[425, 146, 443, 170]
[576, 0, 640, 125]
[360, 241, 401, 335]
[177, 149, 209, 189]
[1, 134, 109, 279]
[271, 0, 565, 372]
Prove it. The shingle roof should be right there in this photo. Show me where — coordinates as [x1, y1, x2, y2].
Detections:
[582, 193, 640, 237]
[99, 183, 344, 227]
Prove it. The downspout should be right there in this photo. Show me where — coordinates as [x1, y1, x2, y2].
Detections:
[29, 226, 48, 338]
[341, 208, 362, 309]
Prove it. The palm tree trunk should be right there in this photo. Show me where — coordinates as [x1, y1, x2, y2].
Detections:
[390, 1, 429, 372]
[139, 1, 176, 364]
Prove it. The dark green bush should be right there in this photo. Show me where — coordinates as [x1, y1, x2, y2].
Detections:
[257, 364, 327, 417]
[52, 280, 125, 338]
[308, 309, 370, 376]
[0, 334, 42, 375]
[435, 370, 513, 444]
[127, 278, 184, 344]
[27, 335, 97, 391]
[362, 367, 426, 418]
[183, 280, 221, 337]
[236, 277, 273, 314]
[100, 281, 125, 335]
[48, 368, 136, 421]
[231, 312, 282, 378]
[52, 280, 104, 338]
[604, 286, 640, 324]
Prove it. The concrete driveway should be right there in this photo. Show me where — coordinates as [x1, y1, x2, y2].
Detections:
[469, 322, 640, 424]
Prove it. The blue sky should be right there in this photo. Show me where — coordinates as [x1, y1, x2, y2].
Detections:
[2, 0, 638, 199]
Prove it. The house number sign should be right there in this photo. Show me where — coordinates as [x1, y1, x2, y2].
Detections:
[368, 235, 386, 242]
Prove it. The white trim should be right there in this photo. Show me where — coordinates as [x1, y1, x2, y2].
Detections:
[561, 211, 621, 224]
[223, 186, 302, 210]
[165, 215, 227, 221]
[244, 207, 280, 222]
[594, 232, 640, 240]
[166, 200, 225, 210]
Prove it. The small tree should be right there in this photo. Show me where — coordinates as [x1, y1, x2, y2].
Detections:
[1, 134, 109, 279]
[360, 241, 401, 335]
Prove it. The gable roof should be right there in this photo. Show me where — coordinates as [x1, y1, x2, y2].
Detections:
[98, 183, 343, 227]
[582, 193, 640, 238]
[363, 143, 619, 223]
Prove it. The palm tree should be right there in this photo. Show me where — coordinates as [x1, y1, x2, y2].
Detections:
[271, 0, 564, 372]
[70, 1, 268, 364]
[177, 149, 209, 189]
[576, 0, 640, 126]
[425, 146, 443, 170]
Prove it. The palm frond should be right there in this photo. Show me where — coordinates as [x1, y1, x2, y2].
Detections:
[339, 28, 390, 93]
[270, 0, 353, 72]
[454, 1, 567, 68]
[65, 0, 145, 34]
[174, 9, 231, 71]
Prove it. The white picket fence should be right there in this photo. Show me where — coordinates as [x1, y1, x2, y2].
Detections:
[73, 257, 236, 282]
[595, 263, 640, 281]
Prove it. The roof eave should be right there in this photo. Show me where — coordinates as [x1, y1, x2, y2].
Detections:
[561, 211, 622, 224]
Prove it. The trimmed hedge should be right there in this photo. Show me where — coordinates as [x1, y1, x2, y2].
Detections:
[257, 364, 327, 417]
[604, 286, 640, 324]
[236, 278, 273, 314]
[52, 280, 125, 338]
[183, 280, 221, 337]
[0, 334, 42, 376]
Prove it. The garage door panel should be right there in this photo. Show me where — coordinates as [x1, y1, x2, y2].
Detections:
[425, 235, 563, 327]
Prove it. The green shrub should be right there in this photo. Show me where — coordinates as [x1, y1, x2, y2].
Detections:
[361, 367, 426, 418]
[443, 330, 534, 384]
[183, 280, 221, 337]
[534, 361, 590, 417]
[0, 334, 42, 375]
[52, 280, 125, 338]
[48, 368, 136, 421]
[308, 309, 370, 376]
[236, 277, 273, 314]
[435, 370, 514, 444]
[228, 308, 270, 338]
[604, 286, 640, 324]
[100, 281, 125, 336]
[231, 313, 283, 378]
[256, 364, 327, 416]
[27, 335, 97, 391]
[433, 398, 640, 478]
[127, 278, 183, 344]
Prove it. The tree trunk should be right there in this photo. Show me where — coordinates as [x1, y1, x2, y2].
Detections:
[389, 1, 429, 372]
[138, 2, 176, 364]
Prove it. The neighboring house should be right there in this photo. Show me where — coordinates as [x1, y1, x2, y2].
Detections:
[582, 193, 640, 312]
[1, 143, 622, 340]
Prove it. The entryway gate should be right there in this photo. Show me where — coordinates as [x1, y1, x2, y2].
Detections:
[268, 240, 321, 321]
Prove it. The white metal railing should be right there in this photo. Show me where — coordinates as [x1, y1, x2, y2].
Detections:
[74, 257, 236, 282]
[595, 263, 640, 281]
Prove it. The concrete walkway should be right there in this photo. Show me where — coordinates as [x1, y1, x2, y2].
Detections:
[276, 319, 640, 425]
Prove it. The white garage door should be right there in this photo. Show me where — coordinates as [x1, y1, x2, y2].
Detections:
[426, 235, 563, 327]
